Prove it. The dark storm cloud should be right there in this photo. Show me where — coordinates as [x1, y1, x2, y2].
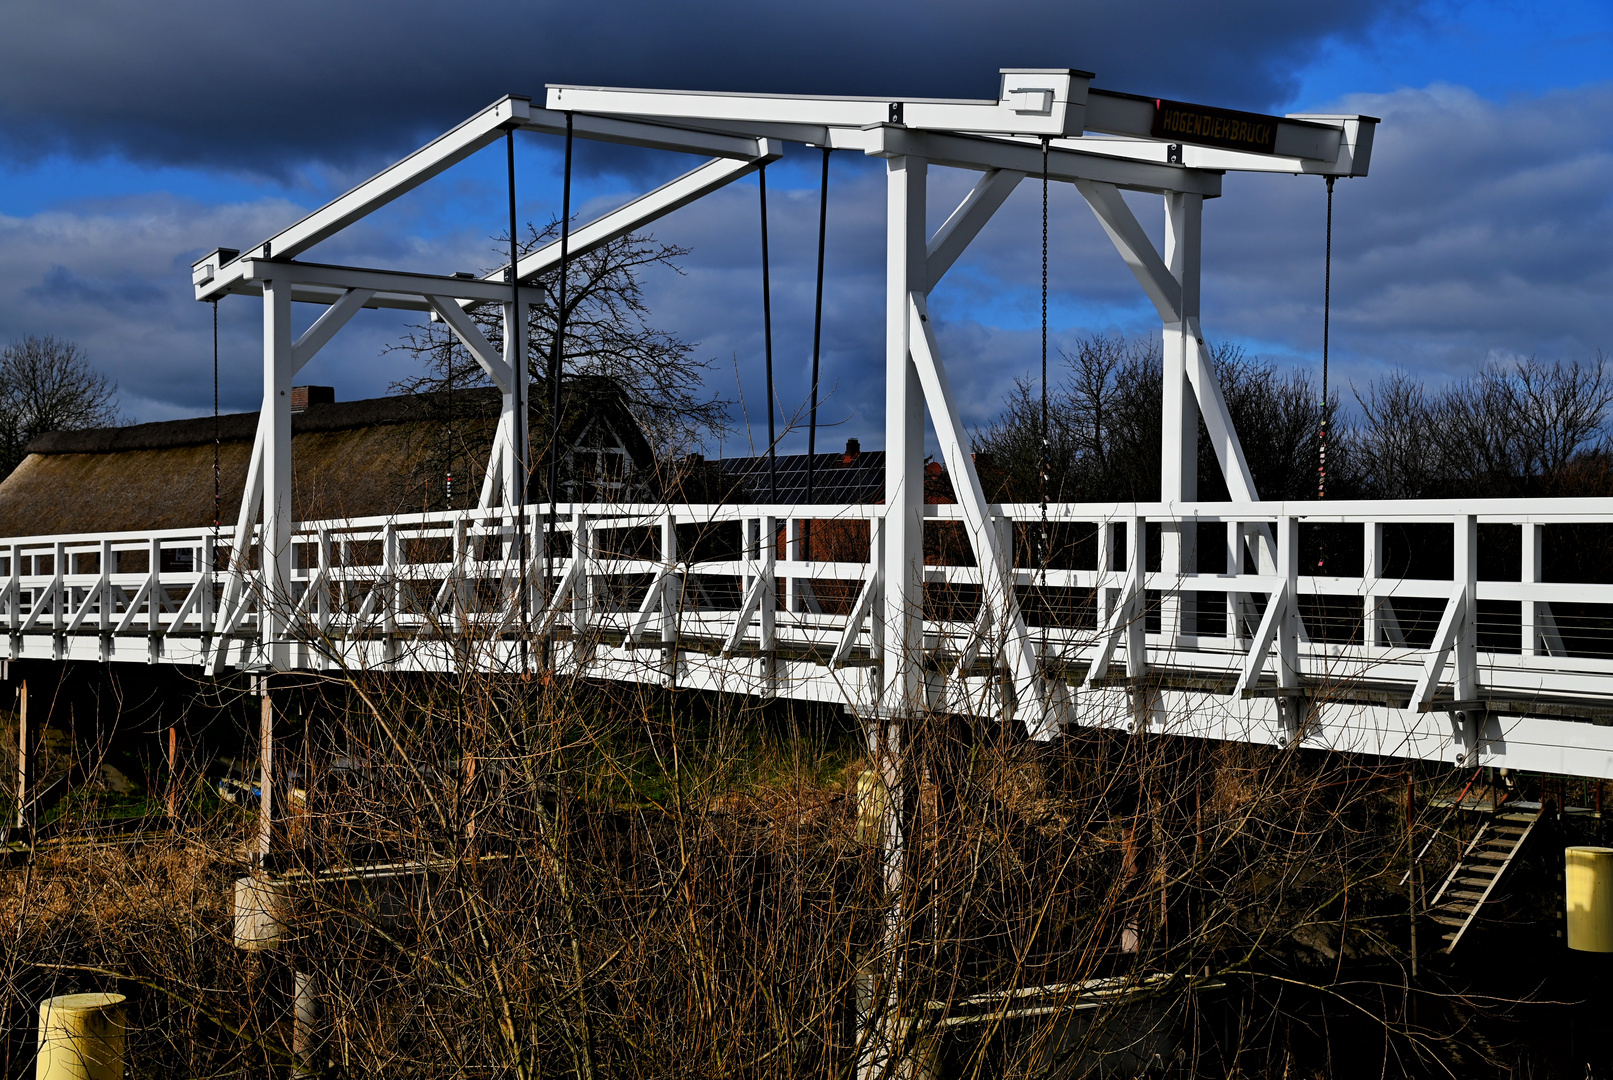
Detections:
[0, 0, 1411, 174]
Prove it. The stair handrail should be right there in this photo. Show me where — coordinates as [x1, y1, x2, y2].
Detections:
[1400, 768, 1486, 887]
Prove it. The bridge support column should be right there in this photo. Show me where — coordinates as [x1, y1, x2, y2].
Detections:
[882, 155, 926, 716]
[1160, 194, 1202, 642]
[261, 279, 293, 670]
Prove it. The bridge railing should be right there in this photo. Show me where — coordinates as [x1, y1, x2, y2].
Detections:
[6, 497, 1613, 711]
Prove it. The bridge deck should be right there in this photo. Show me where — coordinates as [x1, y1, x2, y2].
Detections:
[8, 495, 1613, 779]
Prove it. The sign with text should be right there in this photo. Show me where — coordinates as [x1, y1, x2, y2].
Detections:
[1152, 99, 1280, 154]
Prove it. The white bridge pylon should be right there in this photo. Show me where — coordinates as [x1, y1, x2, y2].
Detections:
[18, 69, 1613, 778]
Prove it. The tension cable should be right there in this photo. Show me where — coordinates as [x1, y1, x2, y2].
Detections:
[759, 163, 776, 502]
[546, 113, 574, 667]
[507, 129, 529, 670]
[212, 299, 220, 593]
[806, 148, 830, 508]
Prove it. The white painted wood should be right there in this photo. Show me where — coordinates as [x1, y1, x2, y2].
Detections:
[425, 296, 512, 394]
[500, 301, 527, 510]
[1455, 514, 1479, 701]
[291, 288, 375, 373]
[908, 294, 1053, 736]
[926, 169, 1023, 289]
[505, 154, 777, 284]
[832, 575, 879, 669]
[1234, 581, 1290, 697]
[882, 155, 927, 716]
[546, 70, 1091, 138]
[193, 96, 529, 299]
[1074, 180, 1182, 321]
[261, 278, 294, 670]
[879, 128, 1221, 198]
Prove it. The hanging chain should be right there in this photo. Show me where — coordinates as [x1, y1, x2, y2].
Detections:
[1040, 138, 1050, 581]
[1319, 175, 1334, 500]
[1039, 138, 1051, 660]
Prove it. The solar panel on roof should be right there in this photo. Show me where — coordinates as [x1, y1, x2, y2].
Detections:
[717, 451, 885, 504]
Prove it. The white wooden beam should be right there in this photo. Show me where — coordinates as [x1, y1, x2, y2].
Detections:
[1183, 320, 1259, 503]
[235, 260, 544, 308]
[909, 293, 1056, 738]
[876, 127, 1221, 198]
[548, 69, 1092, 139]
[501, 152, 778, 284]
[425, 296, 514, 395]
[1074, 180, 1182, 322]
[517, 108, 769, 159]
[926, 169, 1023, 290]
[291, 287, 374, 374]
[194, 98, 773, 302]
[194, 96, 529, 299]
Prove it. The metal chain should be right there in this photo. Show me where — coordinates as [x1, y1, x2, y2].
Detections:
[1040, 138, 1050, 658]
[1040, 141, 1050, 568]
[1319, 175, 1334, 500]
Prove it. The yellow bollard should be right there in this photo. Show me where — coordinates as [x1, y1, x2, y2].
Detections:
[1565, 846, 1613, 952]
[36, 993, 126, 1080]
[855, 769, 888, 845]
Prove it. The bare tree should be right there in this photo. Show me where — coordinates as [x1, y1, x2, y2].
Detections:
[390, 223, 730, 457]
[0, 335, 122, 481]
[974, 333, 1343, 503]
[1355, 355, 1613, 498]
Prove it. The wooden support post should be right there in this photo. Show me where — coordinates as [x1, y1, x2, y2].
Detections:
[292, 969, 322, 1078]
[1407, 769, 1419, 979]
[165, 716, 179, 822]
[14, 677, 29, 836]
[256, 674, 274, 868]
[857, 717, 907, 1080]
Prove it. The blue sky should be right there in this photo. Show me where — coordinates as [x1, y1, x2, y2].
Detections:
[0, 0, 1608, 456]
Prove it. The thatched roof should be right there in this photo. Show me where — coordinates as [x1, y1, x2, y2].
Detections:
[0, 379, 654, 538]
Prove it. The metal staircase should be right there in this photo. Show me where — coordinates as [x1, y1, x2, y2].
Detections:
[1424, 804, 1542, 953]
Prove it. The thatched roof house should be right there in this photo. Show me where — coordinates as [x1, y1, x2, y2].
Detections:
[0, 378, 655, 537]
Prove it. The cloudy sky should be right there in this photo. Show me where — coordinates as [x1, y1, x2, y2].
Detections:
[0, 0, 1608, 454]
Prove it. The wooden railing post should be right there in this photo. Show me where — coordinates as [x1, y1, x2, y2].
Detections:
[660, 511, 678, 686]
[1277, 516, 1299, 691]
[1126, 516, 1146, 680]
[1364, 521, 1383, 648]
[1455, 514, 1479, 702]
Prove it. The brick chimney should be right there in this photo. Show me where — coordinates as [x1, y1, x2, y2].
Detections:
[291, 386, 334, 413]
[842, 438, 860, 464]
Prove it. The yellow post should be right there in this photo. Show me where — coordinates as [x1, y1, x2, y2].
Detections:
[1565, 846, 1613, 952]
[36, 993, 126, 1080]
[855, 768, 888, 845]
